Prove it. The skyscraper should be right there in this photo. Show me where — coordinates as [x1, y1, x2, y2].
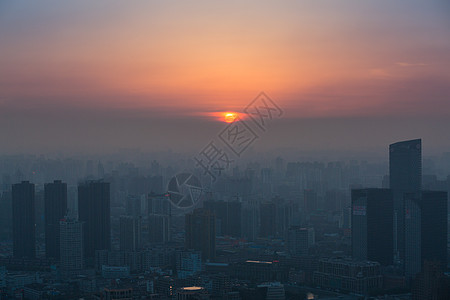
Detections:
[119, 215, 141, 251]
[185, 208, 215, 261]
[389, 138, 421, 261]
[404, 191, 448, 278]
[12, 181, 36, 259]
[352, 188, 394, 266]
[44, 180, 67, 259]
[60, 217, 84, 273]
[78, 181, 111, 261]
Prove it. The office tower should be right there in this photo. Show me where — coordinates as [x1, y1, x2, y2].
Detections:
[148, 214, 170, 244]
[352, 188, 394, 266]
[389, 138, 421, 261]
[185, 208, 215, 261]
[287, 226, 315, 256]
[60, 217, 84, 273]
[12, 181, 36, 258]
[78, 181, 111, 260]
[119, 215, 141, 251]
[259, 201, 277, 237]
[44, 180, 67, 259]
[203, 200, 241, 237]
[404, 191, 447, 278]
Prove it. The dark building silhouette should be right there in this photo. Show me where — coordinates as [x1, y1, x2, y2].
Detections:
[404, 191, 447, 278]
[203, 200, 241, 237]
[119, 215, 141, 251]
[185, 208, 215, 261]
[12, 181, 36, 258]
[44, 180, 67, 259]
[148, 214, 171, 244]
[412, 260, 450, 300]
[352, 188, 393, 266]
[259, 201, 277, 238]
[303, 189, 317, 215]
[78, 181, 111, 261]
[389, 139, 421, 262]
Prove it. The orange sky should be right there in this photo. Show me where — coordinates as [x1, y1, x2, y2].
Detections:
[0, 1, 449, 153]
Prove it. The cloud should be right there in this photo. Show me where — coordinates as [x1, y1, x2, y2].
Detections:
[396, 62, 428, 67]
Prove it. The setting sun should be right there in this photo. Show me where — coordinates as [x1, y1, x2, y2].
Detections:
[224, 112, 238, 123]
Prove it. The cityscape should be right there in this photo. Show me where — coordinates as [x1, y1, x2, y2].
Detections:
[1, 1, 450, 299]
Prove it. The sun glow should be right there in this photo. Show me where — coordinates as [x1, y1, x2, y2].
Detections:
[223, 112, 238, 123]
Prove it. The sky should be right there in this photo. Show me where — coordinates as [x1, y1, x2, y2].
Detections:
[0, 0, 450, 156]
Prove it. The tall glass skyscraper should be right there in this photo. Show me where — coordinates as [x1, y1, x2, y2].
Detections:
[78, 181, 111, 262]
[389, 139, 422, 262]
[44, 180, 67, 259]
[351, 188, 394, 266]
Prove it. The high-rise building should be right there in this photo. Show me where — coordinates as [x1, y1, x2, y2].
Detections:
[352, 188, 394, 266]
[78, 181, 111, 260]
[203, 200, 241, 237]
[389, 139, 421, 261]
[185, 208, 215, 261]
[148, 214, 171, 244]
[60, 217, 84, 273]
[404, 191, 448, 278]
[148, 194, 171, 244]
[44, 180, 67, 259]
[12, 181, 36, 258]
[303, 189, 317, 215]
[119, 215, 141, 251]
[287, 227, 315, 256]
[242, 200, 259, 241]
[259, 201, 277, 238]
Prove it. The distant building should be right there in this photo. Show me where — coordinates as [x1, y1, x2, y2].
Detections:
[176, 250, 202, 279]
[104, 287, 133, 300]
[44, 180, 67, 259]
[412, 260, 450, 300]
[257, 282, 285, 300]
[12, 181, 36, 259]
[259, 201, 277, 238]
[287, 227, 315, 256]
[59, 217, 84, 273]
[352, 188, 394, 266]
[101, 265, 130, 279]
[148, 214, 171, 244]
[176, 286, 209, 300]
[203, 200, 241, 237]
[185, 209, 215, 261]
[313, 258, 383, 295]
[147, 193, 171, 215]
[119, 216, 141, 251]
[303, 189, 317, 215]
[389, 138, 421, 261]
[78, 181, 111, 261]
[404, 191, 448, 278]
[234, 260, 288, 283]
